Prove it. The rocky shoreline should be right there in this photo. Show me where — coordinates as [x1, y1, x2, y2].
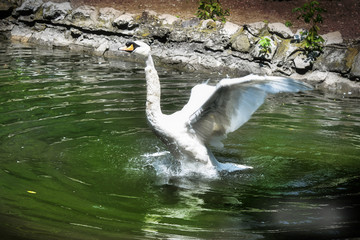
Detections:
[1, 0, 360, 95]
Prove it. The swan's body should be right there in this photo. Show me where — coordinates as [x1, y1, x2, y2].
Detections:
[121, 41, 312, 172]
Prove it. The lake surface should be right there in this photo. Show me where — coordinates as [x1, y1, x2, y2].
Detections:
[0, 42, 359, 240]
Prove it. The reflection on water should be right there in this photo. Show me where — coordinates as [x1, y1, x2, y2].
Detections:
[0, 42, 359, 239]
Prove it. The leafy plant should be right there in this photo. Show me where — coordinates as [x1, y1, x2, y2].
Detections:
[259, 37, 272, 56]
[196, 0, 230, 23]
[285, 20, 292, 27]
[293, 1, 326, 52]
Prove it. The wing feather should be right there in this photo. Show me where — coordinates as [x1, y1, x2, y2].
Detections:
[187, 75, 312, 147]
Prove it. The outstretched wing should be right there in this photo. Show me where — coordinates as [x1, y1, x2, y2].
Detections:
[187, 74, 312, 147]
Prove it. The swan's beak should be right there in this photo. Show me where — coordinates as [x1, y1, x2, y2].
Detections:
[119, 44, 134, 52]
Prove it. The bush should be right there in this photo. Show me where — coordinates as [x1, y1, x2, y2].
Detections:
[196, 0, 230, 23]
[293, 1, 326, 53]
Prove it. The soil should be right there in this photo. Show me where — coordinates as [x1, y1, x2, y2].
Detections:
[58, 0, 359, 41]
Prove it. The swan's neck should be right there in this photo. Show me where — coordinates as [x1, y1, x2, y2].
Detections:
[145, 54, 162, 125]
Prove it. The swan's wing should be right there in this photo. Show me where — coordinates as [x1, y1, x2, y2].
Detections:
[179, 83, 216, 117]
[187, 74, 312, 147]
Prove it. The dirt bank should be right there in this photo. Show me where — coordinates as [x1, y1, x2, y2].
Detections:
[53, 0, 360, 41]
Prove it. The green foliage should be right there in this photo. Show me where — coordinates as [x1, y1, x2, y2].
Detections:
[293, 1, 326, 52]
[196, 0, 230, 23]
[259, 37, 272, 56]
[285, 20, 292, 27]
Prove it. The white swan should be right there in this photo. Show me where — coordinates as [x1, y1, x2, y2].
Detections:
[121, 41, 312, 173]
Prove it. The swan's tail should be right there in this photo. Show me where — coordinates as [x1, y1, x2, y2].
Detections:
[207, 148, 253, 172]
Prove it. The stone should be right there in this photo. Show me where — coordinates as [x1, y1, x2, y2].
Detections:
[268, 22, 293, 39]
[220, 22, 240, 37]
[0, 18, 14, 32]
[314, 47, 349, 73]
[98, 7, 122, 29]
[293, 29, 307, 43]
[42, 1, 72, 21]
[169, 30, 187, 42]
[11, 24, 33, 42]
[350, 52, 360, 78]
[69, 5, 97, 29]
[321, 72, 360, 94]
[321, 31, 343, 45]
[113, 13, 138, 30]
[231, 33, 251, 52]
[29, 26, 72, 46]
[181, 18, 200, 28]
[273, 39, 298, 64]
[71, 5, 96, 21]
[158, 14, 179, 25]
[205, 38, 224, 52]
[293, 53, 312, 70]
[251, 36, 277, 60]
[95, 40, 110, 55]
[200, 19, 217, 30]
[15, 0, 43, 14]
[245, 22, 266, 36]
[0, 0, 15, 11]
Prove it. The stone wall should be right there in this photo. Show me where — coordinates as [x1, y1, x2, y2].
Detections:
[1, 0, 360, 95]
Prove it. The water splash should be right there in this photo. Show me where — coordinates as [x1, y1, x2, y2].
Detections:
[130, 151, 220, 180]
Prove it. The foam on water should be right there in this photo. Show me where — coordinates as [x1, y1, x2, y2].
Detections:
[134, 151, 220, 180]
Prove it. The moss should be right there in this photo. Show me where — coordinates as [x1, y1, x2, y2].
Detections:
[206, 20, 217, 29]
[229, 27, 244, 43]
[274, 38, 291, 60]
[34, 6, 44, 20]
[345, 47, 359, 70]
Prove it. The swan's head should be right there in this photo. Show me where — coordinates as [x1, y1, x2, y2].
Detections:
[120, 41, 151, 57]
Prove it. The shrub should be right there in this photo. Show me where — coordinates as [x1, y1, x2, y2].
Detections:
[259, 37, 272, 57]
[196, 0, 230, 23]
[293, 1, 326, 53]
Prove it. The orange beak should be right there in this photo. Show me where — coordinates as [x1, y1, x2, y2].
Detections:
[120, 44, 134, 52]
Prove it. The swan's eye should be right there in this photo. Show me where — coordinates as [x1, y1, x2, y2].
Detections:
[125, 42, 133, 47]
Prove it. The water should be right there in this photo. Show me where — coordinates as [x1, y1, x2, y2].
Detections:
[0, 42, 359, 240]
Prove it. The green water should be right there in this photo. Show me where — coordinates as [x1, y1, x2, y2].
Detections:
[0, 42, 359, 240]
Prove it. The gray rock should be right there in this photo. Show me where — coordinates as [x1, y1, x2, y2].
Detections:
[200, 19, 216, 30]
[169, 30, 188, 42]
[321, 72, 360, 94]
[182, 18, 200, 28]
[293, 29, 307, 43]
[205, 38, 224, 52]
[159, 14, 179, 25]
[98, 7, 122, 29]
[42, 1, 72, 21]
[268, 22, 293, 39]
[0, 0, 16, 11]
[29, 26, 72, 46]
[95, 39, 110, 55]
[71, 5, 96, 20]
[245, 22, 266, 36]
[231, 33, 250, 52]
[322, 31, 343, 45]
[293, 53, 312, 70]
[350, 52, 360, 78]
[251, 36, 277, 60]
[0, 19, 14, 32]
[314, 47, 348, 73]
[15, 0, 43, 14]
[10, 24, 33, 42]
[113, 13, 138, 30]
[220, 22, 240, 37]
[69, 5, 97, 29]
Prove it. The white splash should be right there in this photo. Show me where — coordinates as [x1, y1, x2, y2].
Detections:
[136, 151, 220, 180]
